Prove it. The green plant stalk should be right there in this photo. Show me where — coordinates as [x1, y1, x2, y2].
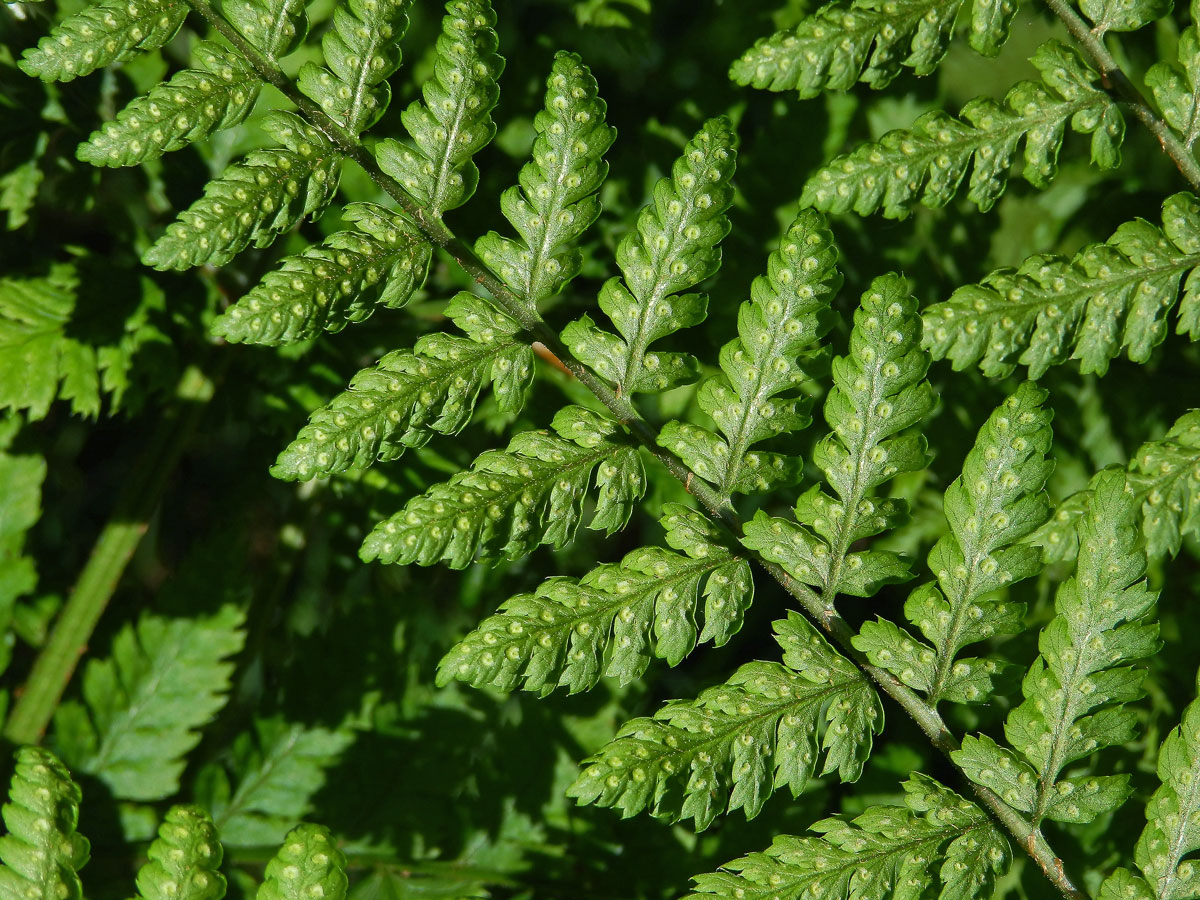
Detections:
[179, 5, 1087, 896]
[1043, 0, 1200, 192]
[3, 365, 216, 746]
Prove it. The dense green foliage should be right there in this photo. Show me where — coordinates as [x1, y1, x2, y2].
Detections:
[3, 0, 1200, 899]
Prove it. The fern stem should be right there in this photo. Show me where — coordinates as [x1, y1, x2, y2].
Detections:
[1044, 0, 1200, 191]
[178, 5, 1087, 892]
[3, 364, 217, 746]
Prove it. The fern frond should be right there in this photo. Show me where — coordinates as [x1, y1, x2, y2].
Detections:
[224, 0, 308, 59]
[438, 503, 752, 696]
[1081, 0, 1172, 36]
[687, 774, 1008, 900]
[257, 826, 347, 900]
[375, 0, 503, 216]
[360, 405, 644, 567]
[1034, 411, 1200, 564]
[923, 193, 1200, 378]
[1130, 410, 1200, 558]
[143, 111, 342, 270]
[198, 717, 355, 846]
[297, 0, 409, 133]
[134, 806, 226, 900]
[212, 203, 430, 345]
[0, 748, 90, 900]
[0, 418, 44, 645]
[854, 382, 1052, 705]
[567, 612, 881, 829]
[954, 470, 1159, 824]
[741, 274, 933, 598]
[1148, 20, 1200, 149]
[77, 42, 260, 167]
[803, 41, 1124, 219]
[19, 0, 186, 82]
[273, 292, 532, 479]
[730, 0, 1017, 99]
[475, 51, 616, 308]
[563, 117, 737, 396]
[657, 208, 839, 498]
[1099, 670, 1200, 900]
[52, 604, 246, 802]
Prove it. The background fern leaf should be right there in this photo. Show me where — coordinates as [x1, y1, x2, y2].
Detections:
[954, 470, 1159, 824]
[257, 825, 347, 900]
[563, 117, 737, 395]
[0, 418, 44, 680]
[803, 41, 1124, 218]
[0, 748, 90, 900]
[273, 291, 531, 479]
[196, 717, 355, 847]
[19, 0, 187, 82]
[741, 274, 933, 598]
[686, 774, 1008, 900]
[52, 605, 246, 802]
[134, 806, 225, 900]
[854, 382, 1053, 705]
[474, 51, 616, 308]
[360, 406, 643, 567]
[212, 203, 430, 344]
[143, 111, 342, 270]
[375, 0, 503, 216]
[657, 208, 839, 498]
[923, 192, 1200, 377]
[77, 42, 260, 167]
[297, 0, 409, 133]
[1099, 670, 1200, 900]
[729, 0, 1017, 98]
[567, 613, 881, 829]
[438, 503, 752, 695]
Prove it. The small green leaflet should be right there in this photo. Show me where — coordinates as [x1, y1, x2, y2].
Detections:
[257, 826, 347, 900]
[133, 806, 226, 900]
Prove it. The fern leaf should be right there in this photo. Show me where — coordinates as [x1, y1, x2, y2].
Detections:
[1033, 411, 1200, 564]
[0, 265, 101, 420]
[438, 503, 752, 696]
[854, 382, 1053, 705]
[803, 41, 1124, 219]
[923, 193, 1200, 378]
[212, 203, 431, 345]
[52, 604, 246, 802]
[224, 0, 308, 59]
[77, 42, 261, 167]
[0, 748, 90, 900]
[198, 717, 355, 847]
[273, 292, 532, 479]
[562, 117, 737, 395]
[1099, 670, 1200, 900]
[954, 470, 1159, 824]
[657, 208, 840, 498]
[360, 405, 643, 567]
[1082, 0, 1171, 35]
[143, 111, 342, 270]
[297, 0, 409, 133]
[567, 612, 881, 829]
[741, 274, 933, 598]
[19, 0, 186, 82]
[257, 825, 347, 900]
[375, 0, 503, 216]
[730, 0, 1017, 99]
[134, 806, 226, 900]
[687, 774, 1008, 900]
[475, 51, 615, 308]
[1130, 410, 1200, 558]
[0, 419, 44, 656]
[1148, 21, 1200, 149]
